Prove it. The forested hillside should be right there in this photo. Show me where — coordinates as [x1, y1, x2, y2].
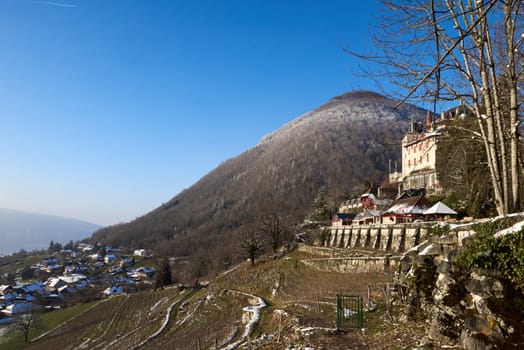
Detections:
[91, 91, 426, 276]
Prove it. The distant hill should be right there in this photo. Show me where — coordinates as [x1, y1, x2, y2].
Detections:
[0, 208, 100, 255]
[91, 91, 426, 274]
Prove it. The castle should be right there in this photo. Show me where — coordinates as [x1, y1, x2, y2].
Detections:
[401, 111, 442, 193]
[335, 109, 458, 226]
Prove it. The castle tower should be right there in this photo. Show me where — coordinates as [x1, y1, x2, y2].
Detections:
[425, 110, 432, 132]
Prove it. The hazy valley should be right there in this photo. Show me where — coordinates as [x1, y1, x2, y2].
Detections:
[0, 209, 99, 256]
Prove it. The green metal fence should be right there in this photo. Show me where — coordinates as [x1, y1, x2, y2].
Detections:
[336, 294, 363, 329]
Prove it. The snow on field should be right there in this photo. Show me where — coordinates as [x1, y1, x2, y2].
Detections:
[220, 290, 266, 350]
[149, 297, 168, 314]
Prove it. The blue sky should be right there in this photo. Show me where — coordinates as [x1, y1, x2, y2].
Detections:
[0, 0, 380, 226]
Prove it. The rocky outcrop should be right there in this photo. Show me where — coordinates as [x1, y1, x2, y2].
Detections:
[397, 232, 523, 349]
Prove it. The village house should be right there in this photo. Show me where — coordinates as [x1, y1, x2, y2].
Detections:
[103, 285, 123, 296]
[331, 213, 356, 226]
[42, 256, 58, 266]
[104, 254, 116, 264]
[44, 274, 90, 296]
[129, 266, 156, 280]
[120, 257, 135, 267]
[45, 277, 69, 295]
[0, 282, 46, 318]
[64, 264, 90, 275]
[45, 263, 63, 273]
[351, 185, 393, 225]
[112, 274, 137, 286]
[58, 274, 90, 289]
[133, 249, 150, 257]
[0, 285, 15, 308]
[89, 253, 103, 262]
[337, 198, 361, 213]
[78, 243, 94, 252]
[1, 301, 39, 317]
[382, 188, 433, 223]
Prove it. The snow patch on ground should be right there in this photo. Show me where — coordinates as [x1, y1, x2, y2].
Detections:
[175, 299, 203, 326]
[299, 326, 336, 336]
[149, 297, 168, 314]
[132, 295, 185, 349]
[495, 219, 524, 237]
[219, 290, 266, 350]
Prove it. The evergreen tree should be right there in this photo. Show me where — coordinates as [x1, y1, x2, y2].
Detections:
[155, 257, 172, 290]
[64, 240, 74, 251]
[48, 241, 62, 254]
[310, 192, 331, 224]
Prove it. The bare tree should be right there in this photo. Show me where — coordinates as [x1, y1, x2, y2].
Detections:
[239, 231, 263, 265]
[258, 214, 293, 253]
[15, 307, 42, 343]
[348, 0, 523, 215]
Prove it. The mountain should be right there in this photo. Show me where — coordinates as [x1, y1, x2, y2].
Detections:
[0, 208, 100, 255]
[91, 91, 426, 273]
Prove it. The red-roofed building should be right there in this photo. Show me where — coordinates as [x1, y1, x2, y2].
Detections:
[382, 189, 432, 224]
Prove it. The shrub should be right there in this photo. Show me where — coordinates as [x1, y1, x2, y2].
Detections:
[456, 218, 524, 290]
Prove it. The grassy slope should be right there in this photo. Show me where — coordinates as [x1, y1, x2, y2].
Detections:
[1, 301, 97, 350]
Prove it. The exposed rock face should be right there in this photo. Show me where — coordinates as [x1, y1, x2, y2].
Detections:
[398, 233, 522, 349]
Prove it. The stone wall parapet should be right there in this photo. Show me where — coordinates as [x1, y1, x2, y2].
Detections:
[324, 223, 431, 253]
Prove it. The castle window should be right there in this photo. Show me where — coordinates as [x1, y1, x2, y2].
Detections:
[408, 160, 411, 167]
[426, 154, 429, 162]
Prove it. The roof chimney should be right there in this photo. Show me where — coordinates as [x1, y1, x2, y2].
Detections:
[425, 110, 432, 131]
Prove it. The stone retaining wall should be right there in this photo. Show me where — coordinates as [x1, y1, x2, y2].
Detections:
[325, 224, 431, 253]
[301, 256, 399, 273]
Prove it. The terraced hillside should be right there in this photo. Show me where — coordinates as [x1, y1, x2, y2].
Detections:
[8, 246, 425, 350]
[20, 288, 190, 350]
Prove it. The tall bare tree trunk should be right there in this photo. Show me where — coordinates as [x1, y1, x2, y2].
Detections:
[348, 0, 522, 215]
[505, 1, 522, 211]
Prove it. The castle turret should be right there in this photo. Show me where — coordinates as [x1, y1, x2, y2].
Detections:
[425, 110, 432, 131]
